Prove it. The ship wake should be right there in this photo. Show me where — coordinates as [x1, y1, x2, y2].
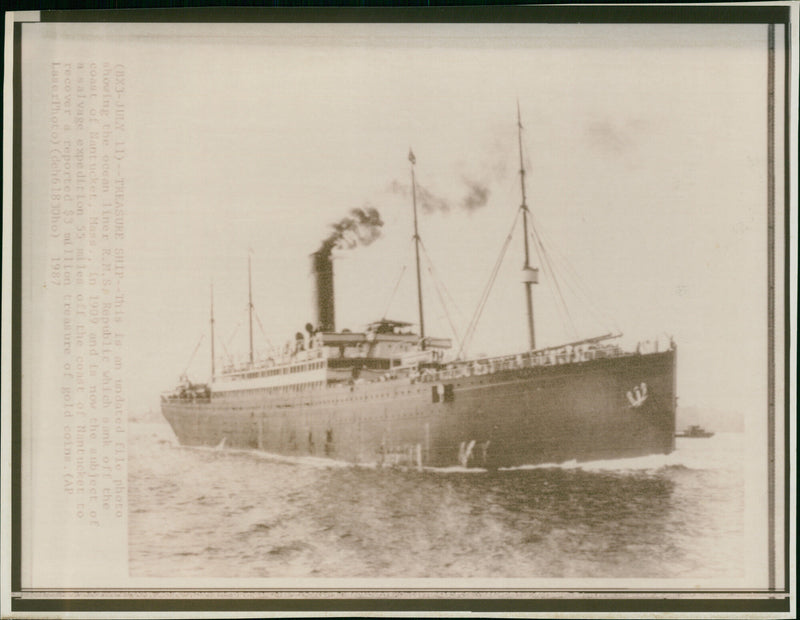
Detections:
[499, 448, 721, 473]
[174, 433, 737, 473]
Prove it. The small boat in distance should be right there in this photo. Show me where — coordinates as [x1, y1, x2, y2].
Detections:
[675, 425, 714, 439]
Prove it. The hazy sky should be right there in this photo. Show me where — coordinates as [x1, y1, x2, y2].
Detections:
[24, 21, 784, 418]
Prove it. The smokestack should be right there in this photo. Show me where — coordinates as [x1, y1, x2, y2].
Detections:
[311, 205, 383, 332]
[311, 251, 335, 332]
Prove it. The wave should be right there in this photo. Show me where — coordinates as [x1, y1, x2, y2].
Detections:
[424, 466, 488, 474]
[499, 451, 729, 473]
[499, 454, 676, 472]
[175, 432, 739, 473]
[179, 443, 362, 469]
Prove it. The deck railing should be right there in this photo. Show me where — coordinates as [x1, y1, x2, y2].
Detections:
[163, 338, 672, 399]
[415, 344, 627, 384]
[376, 338, 671, 387]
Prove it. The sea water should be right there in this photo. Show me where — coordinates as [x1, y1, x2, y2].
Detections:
[128, 414, 744, 579]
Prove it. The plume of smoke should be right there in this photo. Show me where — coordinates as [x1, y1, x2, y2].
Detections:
[416, 184, 451, 214]
[460, 179, 490, 211]
[388, 178, 489, 214]
[388, 179, 451, 214]
[389, 179, 408, 197]
[318, 205, 384, 257]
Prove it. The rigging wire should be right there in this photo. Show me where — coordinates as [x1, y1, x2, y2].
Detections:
[221, 307, 247, 365]
[514, 128, 575, 340]
[418, 241, 463, 349]
[226, 318, 242, 349]
[418, 239, 465, 327]
[428, 266, 462, 349]
[519, 123, 617, 338]
[518, 119, 593, 341]
[217, 293, 280, 368]
[381, 264, 408, 320]
[519, 138, 608, 338]
[532, 215, 615, 329]
[220, 340, 234, 366]
[546, 246, 618, 334]
[182, 334, 205, 376]
[253, 310, 274, 349]
[380, 237, 415, 320]
[459, 209, 521, 358]
[530, 212, 620, 333]
[529, 224, 578, 339]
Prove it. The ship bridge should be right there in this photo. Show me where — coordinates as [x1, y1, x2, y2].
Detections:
[207, 318, 452, 396]
[319, 318, 451, 383]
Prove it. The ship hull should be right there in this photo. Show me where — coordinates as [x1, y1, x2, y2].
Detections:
[162, 349, 676, 469]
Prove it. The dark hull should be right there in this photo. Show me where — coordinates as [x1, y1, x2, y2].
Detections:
[162, 350, 676, 468]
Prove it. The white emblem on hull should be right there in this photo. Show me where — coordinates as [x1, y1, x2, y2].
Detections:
[627, 382, 648, 408]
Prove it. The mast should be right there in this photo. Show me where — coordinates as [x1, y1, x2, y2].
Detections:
[409, 149, 425, 343]
[210, 283, 215, 379]
[247, 254, 254, 365]
[517, 103, 537, 350]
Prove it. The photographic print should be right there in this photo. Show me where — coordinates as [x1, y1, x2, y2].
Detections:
[2, 5, 794, 617]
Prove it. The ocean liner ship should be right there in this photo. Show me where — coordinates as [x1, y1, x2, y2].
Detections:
[162, 113, 677, 469]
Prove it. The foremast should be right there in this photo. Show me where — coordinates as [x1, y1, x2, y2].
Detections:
[210, 283, 215, 380]
[408, 149, 426, 346]
[248, 253, 254, 366]
[517, 103, 538, 351]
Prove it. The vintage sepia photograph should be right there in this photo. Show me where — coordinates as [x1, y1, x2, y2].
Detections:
[2, 5, 795, 617]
